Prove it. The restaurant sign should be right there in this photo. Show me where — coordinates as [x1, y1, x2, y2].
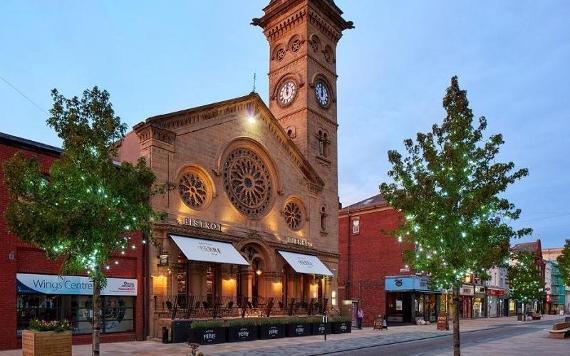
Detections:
[178, 217, 222, 231]
[385, 276, 429, 292]
[16, 273, 137, 296]
[286, 236, 313, 248]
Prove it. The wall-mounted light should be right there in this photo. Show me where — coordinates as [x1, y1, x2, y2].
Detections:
[256, 269, 262, 276]
[159, 252, 169, 266]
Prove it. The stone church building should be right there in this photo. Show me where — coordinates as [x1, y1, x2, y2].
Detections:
[117, 0, 353, 338]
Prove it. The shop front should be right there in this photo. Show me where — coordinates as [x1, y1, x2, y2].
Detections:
[150, 225, 335, 339]
[460, 285, 474, 318]
[385, 276, 440, 324]
[487, 288, 507, 317]
[472, 286, 486, 318]
[16, 273, 138, 336]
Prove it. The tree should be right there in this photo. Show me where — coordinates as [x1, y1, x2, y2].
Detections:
[508, 251, 544, 317]
[556, 239, 570, 287]
[380, 76, 531, 356]
[4, 87, 162, 356]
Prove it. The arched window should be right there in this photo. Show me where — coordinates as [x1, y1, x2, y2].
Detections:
[323, 132, 329, 158]
[320, 205, 327, 232]
[318, 130, 325, 156]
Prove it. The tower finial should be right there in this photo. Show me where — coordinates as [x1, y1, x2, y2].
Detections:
[252, 72, 257, 93]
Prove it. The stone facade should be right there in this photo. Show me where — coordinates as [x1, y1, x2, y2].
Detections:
[118, 0, 353, 339]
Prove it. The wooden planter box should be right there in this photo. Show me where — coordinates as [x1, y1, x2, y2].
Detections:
[286, 322, 312, 337]
[22, 330, 72, 356]
[259, 324, 285, 339]
[227, 325, 258, 342]
[331, 321, 352, 334]
[190, 327, 226, 345]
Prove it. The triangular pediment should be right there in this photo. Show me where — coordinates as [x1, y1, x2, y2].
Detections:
[135, 93, 324, 192]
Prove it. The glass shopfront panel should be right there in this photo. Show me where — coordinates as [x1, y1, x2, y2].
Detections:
[17, 294, 134, 336]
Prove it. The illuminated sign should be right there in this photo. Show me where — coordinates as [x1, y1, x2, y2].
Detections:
[178, 217, 222, 231]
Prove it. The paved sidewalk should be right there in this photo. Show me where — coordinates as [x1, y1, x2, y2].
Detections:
[0, 315, 564, 355]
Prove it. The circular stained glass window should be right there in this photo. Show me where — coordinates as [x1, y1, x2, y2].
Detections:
[223, 147, 273, 218]
[178, 172, 209, 209]
[284, 201, 304, 231]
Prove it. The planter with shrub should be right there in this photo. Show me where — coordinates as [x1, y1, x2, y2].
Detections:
[22, 319, 72, 356]
[189, 320, 226, 345]
[227, 318, 258, 342]
[286, 317, 312, 337]
[308, 316, 331, 335]
[330, 316, 352, 334]
[258, 317, 286, 339]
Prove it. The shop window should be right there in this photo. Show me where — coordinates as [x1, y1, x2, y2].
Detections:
[351, 217, 360, 235]
[17, 294, 134, 336]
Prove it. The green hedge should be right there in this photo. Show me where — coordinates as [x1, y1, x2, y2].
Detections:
[190, 320, 224, 329]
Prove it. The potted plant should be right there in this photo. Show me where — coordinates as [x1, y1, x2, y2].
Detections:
[286, 317, 312, 337]
[189, 320, 226, 345]
[309, 315, 331, 335]
[330, 315, 352, 334]
[258, 317, 286, 339]
[22, 319, 72, 356]
[227, 318, 258, 342]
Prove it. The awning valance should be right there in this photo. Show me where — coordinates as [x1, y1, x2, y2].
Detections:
[278, 250, 333, 276]
[170, 235, 249, 265]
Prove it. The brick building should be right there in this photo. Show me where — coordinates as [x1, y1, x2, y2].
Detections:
[0, 132, 145, 350]
[338, 194, 398, 324]
[511, 240, 546, 314]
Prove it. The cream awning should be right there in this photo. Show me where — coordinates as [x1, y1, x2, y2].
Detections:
[170, 235, 249, 265]
[278, 250, 333, 276]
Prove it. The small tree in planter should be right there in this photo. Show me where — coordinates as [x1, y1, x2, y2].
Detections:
[189, 320, 226, 345]
[330, 315, 352, 334]
[258, 317, 286, 339]
[227, 318, 258, 342]
[23, 319, 72, 356]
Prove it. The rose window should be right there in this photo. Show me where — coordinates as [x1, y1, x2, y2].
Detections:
[290, 39, 301, 52]
[223, 148, 273, 218]
[284, 201, 304, 231]
[179, 172, 208, 209]
[276, 48, 286, 61]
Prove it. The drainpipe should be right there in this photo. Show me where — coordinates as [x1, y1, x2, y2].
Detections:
[143, 233, 150, 340]
[347, 208, 352, 300]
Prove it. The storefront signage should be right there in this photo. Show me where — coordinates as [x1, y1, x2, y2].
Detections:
[286, 236, 313, 248]
[474, 286, 486, 294]
[460, 285, 474, 296]
[16, 273, 137, 296]
[385, 276, 430, 292]
[178, 217, 222, 231]
[487, 288, 506, 297]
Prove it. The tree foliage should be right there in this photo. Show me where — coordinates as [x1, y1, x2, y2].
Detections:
[508, 251, 544, 303]
[380, 76, 531, 290]
[3, 87, 161, 285]
[556, 239, 570, 287]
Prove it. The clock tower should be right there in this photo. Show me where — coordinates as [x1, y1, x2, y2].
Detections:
[253, 0, 352, 246]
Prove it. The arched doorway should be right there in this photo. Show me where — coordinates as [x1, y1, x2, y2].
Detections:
[239, 244, 267, 307]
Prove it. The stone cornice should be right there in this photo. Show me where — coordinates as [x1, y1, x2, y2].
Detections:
[151, 220, 339, 259]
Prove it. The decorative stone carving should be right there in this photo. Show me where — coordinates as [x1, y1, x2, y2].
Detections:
[178, 167, 213, 210]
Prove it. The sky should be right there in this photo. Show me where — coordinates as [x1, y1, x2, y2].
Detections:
[1, 1, 569, 248]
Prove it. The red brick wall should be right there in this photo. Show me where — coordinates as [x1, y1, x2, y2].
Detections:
[0, 143, 144, 350]
[338, 206, 412, 326]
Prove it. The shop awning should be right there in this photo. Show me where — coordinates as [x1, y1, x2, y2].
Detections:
[278, 250, 333, 276]
[170, 235, 249, 265]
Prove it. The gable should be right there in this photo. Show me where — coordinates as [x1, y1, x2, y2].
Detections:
[138, 93, 324, 192]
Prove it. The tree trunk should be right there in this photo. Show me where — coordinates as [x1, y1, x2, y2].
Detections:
[92, 278, 102, 356]
[452, 284, 461, 356]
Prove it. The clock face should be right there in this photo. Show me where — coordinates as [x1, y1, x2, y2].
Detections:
[314, 80, 329, 107]
[278, 80, 297, 106]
